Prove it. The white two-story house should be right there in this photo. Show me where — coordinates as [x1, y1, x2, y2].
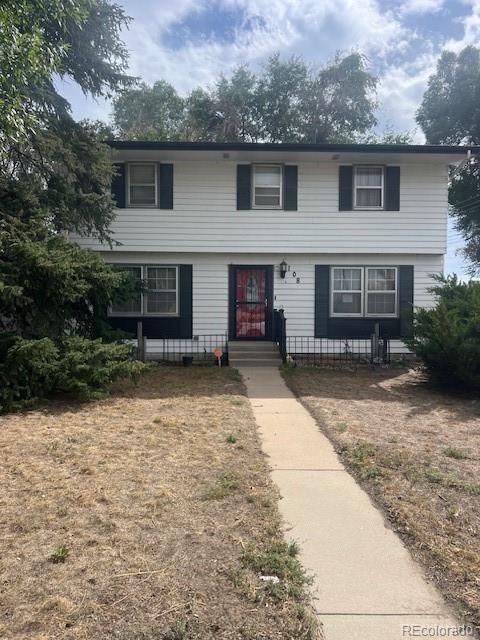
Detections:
[74, 141, 474, 361]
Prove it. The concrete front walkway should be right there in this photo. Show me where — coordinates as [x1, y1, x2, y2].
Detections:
[240, 366, 460, 640]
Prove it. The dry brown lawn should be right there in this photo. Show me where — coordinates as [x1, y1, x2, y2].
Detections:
[283, 365, 480, 635]
[0, 366, 321, 640]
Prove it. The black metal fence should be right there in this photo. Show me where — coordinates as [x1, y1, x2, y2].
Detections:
[140, 334, 229, 365]
[286, 336, 390, 367]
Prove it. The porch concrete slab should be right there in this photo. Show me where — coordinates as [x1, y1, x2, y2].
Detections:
[239, 367, 458, 640]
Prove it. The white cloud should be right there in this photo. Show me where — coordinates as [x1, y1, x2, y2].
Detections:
[376, 51, 440, 142]
[445, 0, 480, 51]
[398, 0, 444, 16]
[375, 0, 480, 141]
[65, 0, 480, 156]
[118, 0, 408, 94]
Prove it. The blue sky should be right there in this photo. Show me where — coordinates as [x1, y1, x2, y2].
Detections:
[61, 0, 480, 276]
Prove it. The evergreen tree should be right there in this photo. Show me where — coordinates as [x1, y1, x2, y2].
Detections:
[405, 276, 480, 391]
[0, 0, 143, 409]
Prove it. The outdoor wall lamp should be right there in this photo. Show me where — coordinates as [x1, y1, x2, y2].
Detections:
[279, 259, 288, 279]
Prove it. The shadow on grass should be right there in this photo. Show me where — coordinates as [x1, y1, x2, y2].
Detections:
[283, 364, 480, 423]
[2, 365, 245, 418]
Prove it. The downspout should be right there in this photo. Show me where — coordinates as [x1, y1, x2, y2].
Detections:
[450, 148, 473, 177]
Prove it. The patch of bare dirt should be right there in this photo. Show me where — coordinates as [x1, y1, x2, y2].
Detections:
[0, 366, 321, 640]
[283, 365, 480, 635]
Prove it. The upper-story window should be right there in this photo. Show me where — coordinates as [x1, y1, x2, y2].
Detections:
[253, 165, 282, 208]
[128, 163, 157, 207]
[354, 166, 384, 209]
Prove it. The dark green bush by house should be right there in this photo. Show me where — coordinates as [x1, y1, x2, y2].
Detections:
[405, 276, 480, 391]
[0, 336, 144, 413]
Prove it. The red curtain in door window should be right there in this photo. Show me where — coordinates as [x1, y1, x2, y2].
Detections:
[235, 269, 266, 337]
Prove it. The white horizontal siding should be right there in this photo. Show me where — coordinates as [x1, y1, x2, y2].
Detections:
[102, 252, 442, 355]
[74, 160, 448, 254]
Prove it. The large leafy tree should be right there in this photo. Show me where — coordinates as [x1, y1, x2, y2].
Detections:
[183, 88, 221, 141]
[113, 80, 185, 141]
[112, 51, 378, 144]
[254, 54, 308, 142]
[0, 0, 135, 340]
[417, 46, 480, 273]
[214, 67, 259, 142]
[299, 52, 377, 143]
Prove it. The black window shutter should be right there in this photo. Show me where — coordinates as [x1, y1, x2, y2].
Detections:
[159, 164, 174, 209]
[399, 265, 414, 337]
[385, 166, 400, 211]
[339, 166, 353, 211]
[283, 165, 298, 210]
[111, 163, 126, 208]
[237, 165, 252, 210]
[315, 265, 330, 338]
[179, 265, 193, 338]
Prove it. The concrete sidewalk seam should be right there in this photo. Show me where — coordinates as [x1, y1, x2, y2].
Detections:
[273, 468, 346, 472]
[316, 612, 449, 617]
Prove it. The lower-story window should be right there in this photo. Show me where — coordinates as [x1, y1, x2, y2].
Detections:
[110, 265, 142, 314]
[110, 265, 178, 316]
[366, 267, 397, 316]
[145, 266, 178, 314]
[331, 266, 397, 318]
[331, 267, 363, 316]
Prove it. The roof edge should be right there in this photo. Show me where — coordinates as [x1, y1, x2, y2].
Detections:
[105, 140, 479, 154]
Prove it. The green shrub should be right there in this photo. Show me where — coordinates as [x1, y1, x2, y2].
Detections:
[0, 336, 145, 412]
[405, 276, 480, 391]
[56, 337, 144, 399]
[0, 337, 59, 411]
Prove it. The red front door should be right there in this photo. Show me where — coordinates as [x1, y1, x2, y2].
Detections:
[235, 268, 266, 338]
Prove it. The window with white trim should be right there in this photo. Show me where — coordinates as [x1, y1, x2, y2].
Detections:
[330, 266, 398, 317]
[109, 265, 178, 316]
[354, 166, 383, 209]
[253, 164, 282, 208]
[128, 163, 157, 207]
[146, 266, 178, 315]
[110, 266, 142, 315]
[366, 267, 397, 316]
[331, 268, 363, 316]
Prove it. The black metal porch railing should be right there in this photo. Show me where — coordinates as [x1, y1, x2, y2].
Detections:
[285, 336, 390, 367]
[136, 333, 228, 365]
[274, 309, 287, 363]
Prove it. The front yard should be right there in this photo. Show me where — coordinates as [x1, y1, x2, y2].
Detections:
[283, 365, 480, 634]
[0, 367, 320, 640]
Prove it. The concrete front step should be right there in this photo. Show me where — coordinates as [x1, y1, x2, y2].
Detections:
[228, 341, 282, 367]
[229, 358, 282, 367]
[228, 341, 278, 351]
[229, 350, 280, 358]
